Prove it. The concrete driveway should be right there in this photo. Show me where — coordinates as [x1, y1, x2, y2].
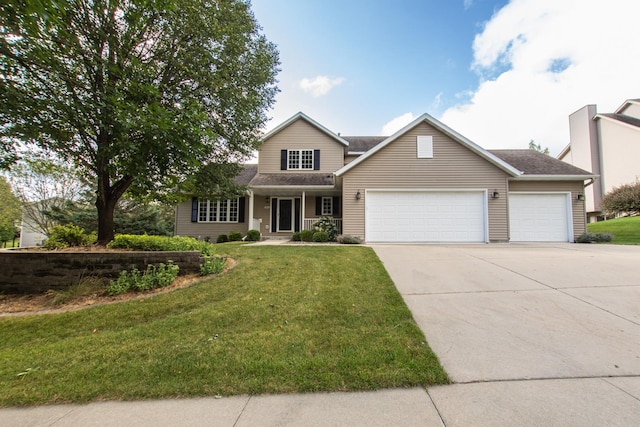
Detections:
[373, 243, 640, 426]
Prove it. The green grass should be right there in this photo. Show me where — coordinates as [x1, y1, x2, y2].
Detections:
[0, 244, 448, 406]
[587, 216, 640, 244]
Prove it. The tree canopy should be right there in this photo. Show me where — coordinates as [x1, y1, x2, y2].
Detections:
[0, 176, 21, 243]
[528, 140, 550, 155]
[0, 0, 279, 244]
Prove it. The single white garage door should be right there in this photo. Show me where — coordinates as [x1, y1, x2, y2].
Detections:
[509, 193, 572, 242]
[366, 190, 487, 243]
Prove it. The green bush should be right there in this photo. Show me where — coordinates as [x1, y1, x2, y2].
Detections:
[246, 229, 261, 241]
[200, 256, 226, 276]
[228, 231, 243, 241]
[312, 216, 338, 241]
[291, 232, 301, 242]
[106, 262, 179, 295]
[44, 225, 95, 249]
[216, 234, 229, 243]
[108, 234, 214, 255]
[299, 230, 314, 242]
[312, 231, 329, 242]
[337, 234, 362, 244]
[576, 232, 615, 243]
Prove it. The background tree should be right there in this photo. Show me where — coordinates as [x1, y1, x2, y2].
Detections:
[601, 180, 640, 216]
[0, 176, 21, 245]
[8, 151, 89, 236]
[0, 0, 279, 244]
[529, 140, 550, 155]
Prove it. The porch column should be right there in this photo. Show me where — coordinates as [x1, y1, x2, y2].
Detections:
[301, 191, 305, 231]
[248, 190, 254, 230]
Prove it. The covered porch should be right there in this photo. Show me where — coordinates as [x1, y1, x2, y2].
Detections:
[247, 190, 342, 238]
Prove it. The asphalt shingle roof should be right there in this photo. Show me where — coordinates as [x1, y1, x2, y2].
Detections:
[234, 164, 258, 185]
[489, 149, 593, 176]
[598, 113, 640, 129]
[342, 136, 387, 153]
[249, 173, 334, 187]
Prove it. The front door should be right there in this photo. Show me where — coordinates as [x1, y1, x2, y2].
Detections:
[278, 199, 293, 232]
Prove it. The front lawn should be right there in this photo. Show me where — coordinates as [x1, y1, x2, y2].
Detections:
[0, 245, 448, 406]
[587, 216, 640, 244]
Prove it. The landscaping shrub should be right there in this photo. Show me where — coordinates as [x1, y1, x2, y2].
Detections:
[299, 230, 314, 242]
[576, 232, 615, 243]
[246, 229, 261, 241]
[291, 232, 301, 242]
[108, 234, 214, 255]
[337, 234, 362, 244]
[228, 231, 243, 242]
[312, 216, 338, 241]
[44, 225, 96, 249]
[312, 231, 329, 242]
[200, 256, 226, 276]
[106, 262, 179, 295]
[216, 234, 229, 243]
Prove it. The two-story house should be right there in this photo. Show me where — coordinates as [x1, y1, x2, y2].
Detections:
[559, 99, 640, 222]
[175, 112, 594, 243]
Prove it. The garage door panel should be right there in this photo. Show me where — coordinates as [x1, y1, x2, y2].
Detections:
[366, 191, 486, 243]
[509, 193, 571, 242]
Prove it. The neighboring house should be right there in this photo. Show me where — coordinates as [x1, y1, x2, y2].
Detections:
[175, 112, 594, 243]
[19, 213, 47, 247]
[559, 99, 640, 222]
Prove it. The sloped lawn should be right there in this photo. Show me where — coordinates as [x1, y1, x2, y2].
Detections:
[587, 216, 640, 244]
[0, 245, 448, 406]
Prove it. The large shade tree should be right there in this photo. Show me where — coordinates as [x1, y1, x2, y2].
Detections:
[0, 0, 279, 244]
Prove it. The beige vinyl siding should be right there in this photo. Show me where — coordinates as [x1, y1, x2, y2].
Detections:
[342, 122, 510, 242]
[508, 180, 586, 238]
[258, 119, 345, 173]
[174, 199, 249, 240]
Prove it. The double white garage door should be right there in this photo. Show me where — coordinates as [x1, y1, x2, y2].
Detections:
[365, 190, 572, 243]
[366, 191, 487, 243]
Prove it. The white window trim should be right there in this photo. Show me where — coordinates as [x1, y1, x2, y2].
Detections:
[198, 198, 239, 223]
[321, 196, 333, 216]
[287, 149, 314, 170]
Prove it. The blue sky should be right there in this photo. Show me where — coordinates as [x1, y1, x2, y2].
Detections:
[252, 0, 640, 155]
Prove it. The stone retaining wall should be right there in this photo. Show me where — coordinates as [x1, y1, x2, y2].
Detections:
[0, 251, 204, 294]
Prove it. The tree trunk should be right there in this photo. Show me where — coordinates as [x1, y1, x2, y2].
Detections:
[96, 194, 117, 246]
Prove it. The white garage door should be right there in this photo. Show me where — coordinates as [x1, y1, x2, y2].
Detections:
[366, 191, 487, 243]
[509, 193, 572, 242]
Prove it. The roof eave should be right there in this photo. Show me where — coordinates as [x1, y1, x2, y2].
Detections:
[510, 174, 598, 181]
[249, 185, 336, 190]
[595, 113, 640, 130]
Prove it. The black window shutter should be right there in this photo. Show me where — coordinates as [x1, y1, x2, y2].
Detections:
[294, 198, 301, 232]
[271, 198, 278, 232]
[191, 197, 198, 222]
[332, 196, 340, 216]
[238, 197, 245, 223]
[281, 150, 287, 170]
[314, 149, 320, 170]
[315, 196, 322, 216]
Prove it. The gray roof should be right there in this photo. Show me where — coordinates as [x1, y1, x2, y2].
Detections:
[489, 150, 593, 176]
[235, 164, 258, 185]
[598, 113, 640, 128]
[249, 173, 334, 187]
[342, 136, 387, 153]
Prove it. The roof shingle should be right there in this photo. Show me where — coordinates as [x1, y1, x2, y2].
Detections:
[489, 150, 593, 176]
[249, 173, 334, 187]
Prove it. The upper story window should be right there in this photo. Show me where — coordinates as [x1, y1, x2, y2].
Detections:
[288, 149, 314, 170]
[198, 198, 239, 223]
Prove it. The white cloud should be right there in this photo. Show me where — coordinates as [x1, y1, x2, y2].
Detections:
[440, 0, 640, 156]
[299, 75, 345, 97]
[463, 0, 474, 10]
[381, 112, 416, 135]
